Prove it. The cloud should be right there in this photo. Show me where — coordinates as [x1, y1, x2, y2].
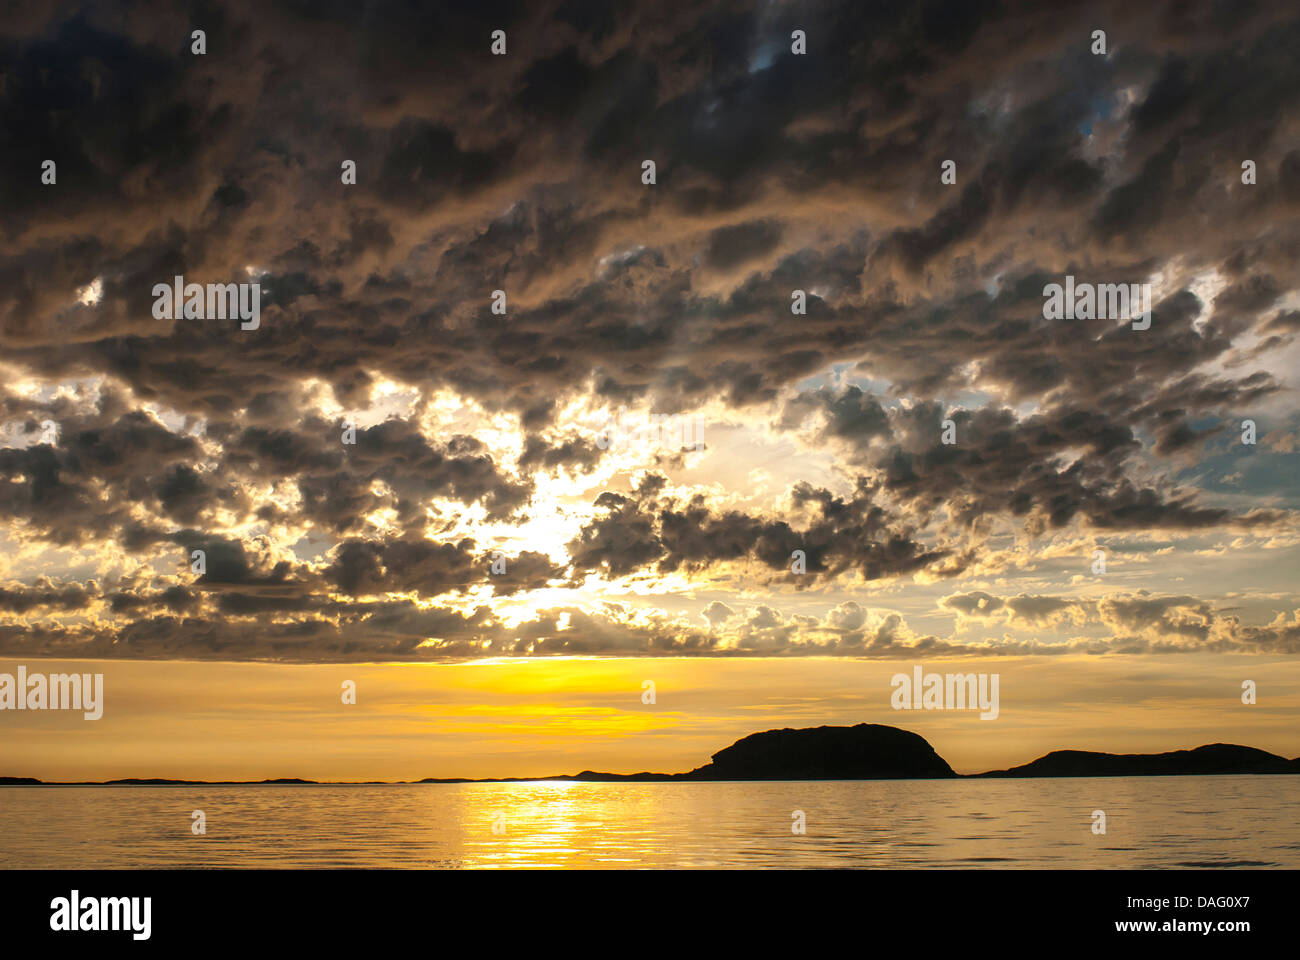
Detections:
[1, 0, 1297, 662]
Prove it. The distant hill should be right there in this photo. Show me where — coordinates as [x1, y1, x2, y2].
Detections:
[678, 723, 956, 780]
[6, 726, 1299, 784]
[103, 777, 321, 785]
[0, 777, 322, 786]
[977, 743, 1299, 778]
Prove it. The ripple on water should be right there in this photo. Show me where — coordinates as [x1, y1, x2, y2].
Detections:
[0, 778, 1296, 869]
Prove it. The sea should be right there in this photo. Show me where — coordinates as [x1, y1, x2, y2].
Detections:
[2, 776, 1297, 869]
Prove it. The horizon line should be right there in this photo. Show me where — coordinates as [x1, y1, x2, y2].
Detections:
[6, 723, 1299, 785]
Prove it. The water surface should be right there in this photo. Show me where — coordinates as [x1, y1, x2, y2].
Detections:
[2, 777, 1296, 868]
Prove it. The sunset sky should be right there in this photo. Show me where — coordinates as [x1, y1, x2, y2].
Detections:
[1, 0, 1298, 781]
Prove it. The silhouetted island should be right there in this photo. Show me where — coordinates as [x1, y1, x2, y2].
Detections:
[682, 723, 957, 780]
[4, 723, 1298, 784]
[977, 743, 1300, 778]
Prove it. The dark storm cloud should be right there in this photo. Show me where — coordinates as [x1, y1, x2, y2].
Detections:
[0, 382, 531, 553]
[778, 387, 1284, 534]
[322, 535, 561, 598]
[0, 580, 93, 614]
[704, 219, 784, 271]
[0, 402, 211, 545]
[568, 472, 960, 584]
[1, 0, 1297, 660]
[3, 0, 1291, 420]
[181, 533, 297, 588]
[516, 433, 605, 475]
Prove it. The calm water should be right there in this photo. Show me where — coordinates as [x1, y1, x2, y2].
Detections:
[2, 777, 1297, 868]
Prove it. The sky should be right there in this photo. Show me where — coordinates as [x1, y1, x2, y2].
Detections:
[1, 0, 1298, 781]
